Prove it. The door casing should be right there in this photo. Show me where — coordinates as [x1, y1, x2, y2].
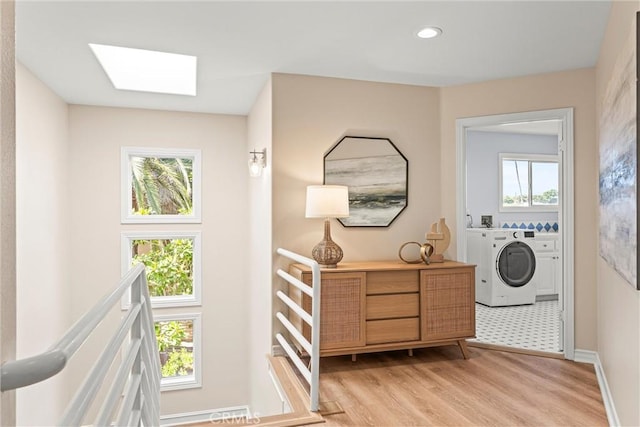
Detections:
[455, 108, 574, 359]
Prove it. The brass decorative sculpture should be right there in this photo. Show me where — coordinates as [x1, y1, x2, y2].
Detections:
[398, 241, 434, 264]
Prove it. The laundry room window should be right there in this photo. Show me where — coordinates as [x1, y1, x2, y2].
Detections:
[499, 153, 559, 211]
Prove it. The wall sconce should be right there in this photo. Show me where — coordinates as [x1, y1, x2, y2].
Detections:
[305, 185, 350, 268]
[249, 148, 267, 177]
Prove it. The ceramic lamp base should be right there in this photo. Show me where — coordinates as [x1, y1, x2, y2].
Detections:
[311, 219, 343, 268]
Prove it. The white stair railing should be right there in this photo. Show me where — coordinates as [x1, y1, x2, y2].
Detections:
[275, 248, 321, 412]
[0, 263, 161, 426]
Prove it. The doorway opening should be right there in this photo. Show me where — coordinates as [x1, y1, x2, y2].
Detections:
[456, 108, 575, 359]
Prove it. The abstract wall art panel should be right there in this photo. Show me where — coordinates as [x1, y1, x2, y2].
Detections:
[598, 14, 639, 290]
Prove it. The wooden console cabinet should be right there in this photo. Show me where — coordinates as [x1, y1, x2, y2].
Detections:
[288, 261, 475, 359]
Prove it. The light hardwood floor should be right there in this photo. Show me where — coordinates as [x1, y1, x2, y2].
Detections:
[315, 346, 608, 426]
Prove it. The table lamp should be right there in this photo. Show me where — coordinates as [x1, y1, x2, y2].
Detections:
[305, 185, 349, 268]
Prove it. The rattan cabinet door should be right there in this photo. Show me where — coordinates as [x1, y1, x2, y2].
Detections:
[290, 270, 366, 351]
[318, 272, 367, 350]
[420, 267, 475, 341]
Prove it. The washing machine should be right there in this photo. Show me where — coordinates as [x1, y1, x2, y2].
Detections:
[466, 228, 537, 306]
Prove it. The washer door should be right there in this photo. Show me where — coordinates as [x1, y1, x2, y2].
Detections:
[496, 241, 536, 287]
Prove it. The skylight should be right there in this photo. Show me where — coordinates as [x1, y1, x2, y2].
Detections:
[89, 44, 197, 96]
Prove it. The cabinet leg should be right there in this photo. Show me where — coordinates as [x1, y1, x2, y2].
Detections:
[457, 340, 471, 359]
[408, 349, 413, 357]
[351, 354, 357, 362]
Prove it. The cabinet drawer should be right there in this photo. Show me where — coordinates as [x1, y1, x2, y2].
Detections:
[366, 293, 419, 320]
[367, 270, 419, 295]
[534, 239, 556, 252]
[366, 318, 420, 344]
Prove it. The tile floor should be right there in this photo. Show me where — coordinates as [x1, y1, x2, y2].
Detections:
[470, 300, 561, 353]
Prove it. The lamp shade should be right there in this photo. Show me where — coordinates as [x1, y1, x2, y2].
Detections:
[305, 185, 349, 218]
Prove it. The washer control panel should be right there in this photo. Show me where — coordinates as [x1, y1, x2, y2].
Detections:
[512, 230, 536, 239]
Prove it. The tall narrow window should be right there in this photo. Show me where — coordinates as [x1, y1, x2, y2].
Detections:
[121, 147, 201, 223]
[499, 153, 559, 211]
[122, 231, 201, 308]
[154, 313, 201, 390]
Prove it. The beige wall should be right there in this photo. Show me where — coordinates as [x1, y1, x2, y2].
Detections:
[67, 106, 250, 416]
[440, 69, 598, 351]
[271, 73, 442, 265]
[15, 63, 70, 425]
[247, 79, 280, 415]
[595, 1, 640, 425]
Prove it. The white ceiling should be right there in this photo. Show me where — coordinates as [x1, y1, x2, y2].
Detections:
[16, 1, 612, 116]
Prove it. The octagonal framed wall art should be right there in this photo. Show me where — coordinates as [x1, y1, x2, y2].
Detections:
[324, 136, 408, 227]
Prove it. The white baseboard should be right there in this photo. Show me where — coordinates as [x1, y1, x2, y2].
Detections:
[573, 349, 620, 427]
[160, 405, 250, 426]
[573, 349, 597, 364]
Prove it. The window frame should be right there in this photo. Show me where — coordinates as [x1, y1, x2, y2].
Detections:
[121, 231, 202, 309]
[153, 312, 202, 391]
[498, 153, 559, 212]
[121, 147, 202, 224]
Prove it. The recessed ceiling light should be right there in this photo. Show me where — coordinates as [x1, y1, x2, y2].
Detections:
[89, 43, 197, 96]
[417, 27, 442, 39]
